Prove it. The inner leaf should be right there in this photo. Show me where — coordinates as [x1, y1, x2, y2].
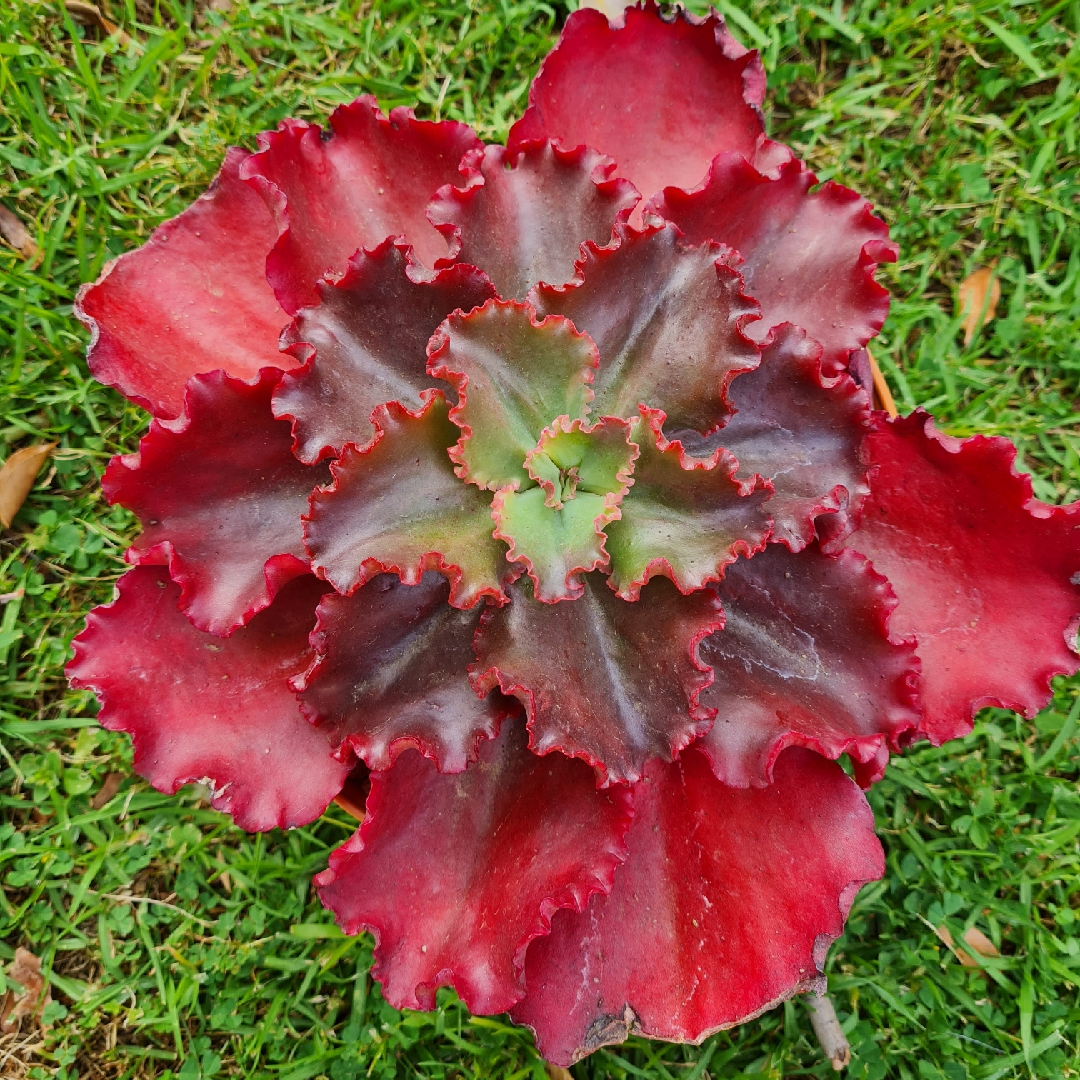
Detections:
[525, 415, 638, 510]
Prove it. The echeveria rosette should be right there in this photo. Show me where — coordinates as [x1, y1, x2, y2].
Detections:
[67, 1, 1080, 1068]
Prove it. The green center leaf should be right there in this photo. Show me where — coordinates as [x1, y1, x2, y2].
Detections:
[525, 415, 638, 509]
[493, 417, 638, 602]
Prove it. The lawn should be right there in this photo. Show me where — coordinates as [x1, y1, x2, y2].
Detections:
[0, 0, 1078, 1077]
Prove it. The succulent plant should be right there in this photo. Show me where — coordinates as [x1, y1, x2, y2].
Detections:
[67, 2, 1079, 1066]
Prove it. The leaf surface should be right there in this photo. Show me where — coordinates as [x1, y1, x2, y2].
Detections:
[429, 300, 597, 492]
[314, 720, 632, 1014]
[604, 410, 770, 600]
[105, 370, 329, 636]
[509, 2, 768, 211]
[838, 411, 1080, 744]
[294, 572, 515, 773]
[244, 97, 480, 313]
[67, 568, 348, 831]
[511, 748, 884, 1066]
[697, 542, 920, 789]
[428, 141, 636, 300]
[75, 147, 290, 419]
[274, 240, 494, 463]
[471, 574, 719, 784]
[652, 154, 896, 377]
[671, 324, 871, 550]
[529, 224, 760, 432]
[305, 392, 507, 608]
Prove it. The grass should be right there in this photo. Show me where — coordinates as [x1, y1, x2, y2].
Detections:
[0, 0, 1078, 1077]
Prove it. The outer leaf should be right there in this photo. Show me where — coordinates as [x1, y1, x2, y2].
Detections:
[274, 239, 495, 463]
[243, 97, 481, 313]
[75, 147, 290, 420]
[314, 721, 632, 1014]
[508, 1, 768, 208]
[671, 324, 871, 550]
[293, 572, 515, 773]
[67, 568, 348, 831]
[428, 141, 637, 300]
[838, 411, 1080, 744]
[696, 543, 920, 789]
[471, 574, 720, 785]
[492, 487, 619, 603]
[652, 154, 897, 377]
[605, 410, 771, 601]
[511, 748, 885, 1066]
[428, 300, 598, 491]
[104, 370, 329, 636]
[529, 223, 760, 432]
[305, 392, 507, 609]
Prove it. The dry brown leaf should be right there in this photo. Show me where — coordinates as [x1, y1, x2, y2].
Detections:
[935, 924, 1000, 969]
[90, 771, 125, 811]
[64, 1, 133, 45]
[957, 265, 1001, 346]
[0, 205, 36, 262]
[0, 444, 56, 529]
[0, 948, 51, 1034]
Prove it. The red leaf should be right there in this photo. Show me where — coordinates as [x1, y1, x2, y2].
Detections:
[314, 720, 632, 1014]
[304, 392, 508, 609]
[529, 223, 760, 435]
[651, 154, 897, 377]
[509, 2, 768, 213]
[274, 239, 495, 463]
[105, 370, 328, 636]
[697, 543, 920, 789]
[605, 409, 771, 601]
[244, 97, 481, 313]
[838, 411, 1080, 744]
[75, 148, 291, 420]
[68, 568, 349, 831]
[511, 747, 884, 1066]
[294, 572, 515, 773]
[471, 574, 720, 785]
[428, 141, 637, 300]
[672, 324, 871, 551]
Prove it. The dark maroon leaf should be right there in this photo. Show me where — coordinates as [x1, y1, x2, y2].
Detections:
[314, 720, 632, 1014]
[837, 411, 1080, 744]
[428, 141, 637, 300]
[104, 370, 329, 636]
[651, 154, 897, 377]
[697, 542, 920, 789]
[244, 97, 481, 313]
[671, 323, 871, 550]
[274, 239, 495, 463]
[68, 568, 348, 831]
[75, 148, 291, 420]
[471, 574, 720, 785]
[294, 572, 515, 773]
[529, 223, 760, 433]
